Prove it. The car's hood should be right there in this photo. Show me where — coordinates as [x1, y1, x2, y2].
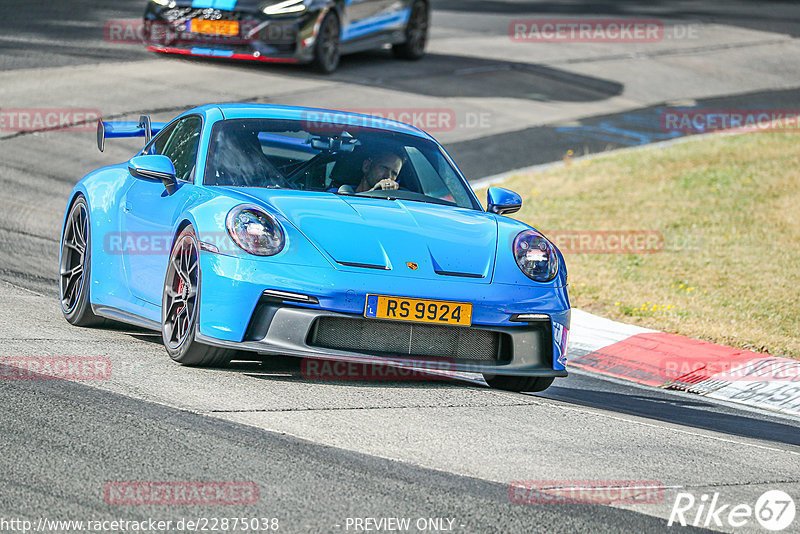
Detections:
[230, 190, 498, 282]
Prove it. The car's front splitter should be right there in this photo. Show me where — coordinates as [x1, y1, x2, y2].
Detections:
[147, 45, 299, 63]
[196, 306, 567, 377]
[196, 251, 570, 375]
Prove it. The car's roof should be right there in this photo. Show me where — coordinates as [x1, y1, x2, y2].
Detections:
[179, 103, 435, 141]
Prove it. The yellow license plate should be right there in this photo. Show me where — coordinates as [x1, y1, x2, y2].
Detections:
[365, 295, 472, 326]
[190, 19, 239, 36]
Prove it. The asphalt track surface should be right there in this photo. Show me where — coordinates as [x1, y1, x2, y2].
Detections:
[1, 1, 799, 533]
[1, 362, 705, 534]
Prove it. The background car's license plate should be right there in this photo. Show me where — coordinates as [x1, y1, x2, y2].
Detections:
[365, 295, 472, 326]
[190, 19, 239, 36]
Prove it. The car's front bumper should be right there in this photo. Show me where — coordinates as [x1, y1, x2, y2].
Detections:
[143, 4, 324, 64]
[197, 251, 571, 376]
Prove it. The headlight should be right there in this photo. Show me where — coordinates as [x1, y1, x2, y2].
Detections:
[263, 0, 307, 15]
[226, 205, 285, 256]
[513, 230, 559, 282]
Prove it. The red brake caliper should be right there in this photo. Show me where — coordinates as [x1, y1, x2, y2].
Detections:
[176, 278, 185, 317]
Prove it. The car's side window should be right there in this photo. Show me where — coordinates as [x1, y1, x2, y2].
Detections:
[160, 116, 203, 183]
[143, 122, 176, 157]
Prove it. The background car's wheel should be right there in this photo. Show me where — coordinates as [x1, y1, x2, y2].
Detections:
[59, 196, 105, 327]
[162, 226, 233, 367]
[483, 374, 555, 393]
[392, 0, 428, 60]
[312, 12, 341, 74]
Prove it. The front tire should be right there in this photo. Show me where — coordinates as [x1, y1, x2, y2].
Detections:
[162, 226, 233, 367]
[59, 196, 104, 326]
[483, 374, 555, 393]
[312, 12, 341, 74]
[392, 0, 428, 60]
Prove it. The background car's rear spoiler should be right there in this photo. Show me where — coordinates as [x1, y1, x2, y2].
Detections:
[96, 115, 167, 152]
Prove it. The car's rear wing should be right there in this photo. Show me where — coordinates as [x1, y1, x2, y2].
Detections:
[96, 115, 167, 152]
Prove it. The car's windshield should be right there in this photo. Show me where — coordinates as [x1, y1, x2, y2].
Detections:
[203, 118, 480, 210]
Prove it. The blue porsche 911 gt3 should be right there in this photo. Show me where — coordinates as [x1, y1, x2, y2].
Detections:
[59, 104, 570, 392]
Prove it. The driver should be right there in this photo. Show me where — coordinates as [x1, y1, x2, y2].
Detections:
[337, 150, 404, 194]
[356, 150, 404, 192]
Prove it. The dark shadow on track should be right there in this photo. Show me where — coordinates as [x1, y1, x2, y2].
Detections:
[163, 50, 623, 103]
[538, 373, 800, 448]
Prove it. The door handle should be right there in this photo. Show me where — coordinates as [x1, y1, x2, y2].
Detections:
[123, 202, 132, 213]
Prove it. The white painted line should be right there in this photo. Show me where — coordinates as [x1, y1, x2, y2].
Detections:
[569, 308, 655, 354]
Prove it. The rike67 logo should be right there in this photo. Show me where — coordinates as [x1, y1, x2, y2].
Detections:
[669, 490, 795, 531]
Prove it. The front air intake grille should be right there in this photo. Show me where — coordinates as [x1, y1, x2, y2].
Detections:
[307, 317, 511, 363]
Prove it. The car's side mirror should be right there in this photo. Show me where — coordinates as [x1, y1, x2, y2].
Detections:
[128, 155, 178, 195]
[487, 186, 522, 215]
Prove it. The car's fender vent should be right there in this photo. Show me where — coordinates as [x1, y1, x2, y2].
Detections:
[434, 270, 484, 279]
[337, 261, 390, 270]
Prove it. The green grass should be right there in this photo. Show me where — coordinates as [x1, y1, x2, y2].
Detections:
[477, 133, 800, 359]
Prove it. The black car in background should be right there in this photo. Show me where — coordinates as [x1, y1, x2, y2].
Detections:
[144, 0, 429, 73]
